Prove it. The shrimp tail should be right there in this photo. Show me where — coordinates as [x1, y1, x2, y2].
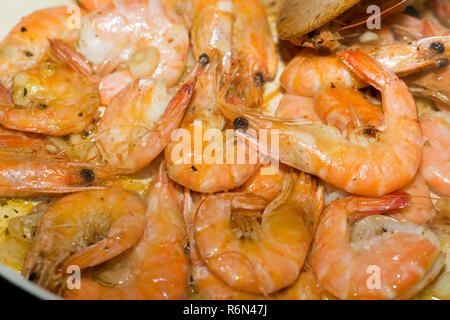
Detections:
[347, 191, 411, 221]
[49, 38, 99, 84]
[157, 55, 209, 145]
[338, 49, 398, 90]
[61, 212, 145, 272]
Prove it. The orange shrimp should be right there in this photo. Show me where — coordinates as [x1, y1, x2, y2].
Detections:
[23, 188, 146, 294]
[232, 0, 278, 80]
[189, 0, 234, 71]
[95, 56, 207, 173]
[310, 194, 445, 299]
[0, 6, 82, 89]
[281, 37, 450, 97]
[0, 127, 58, 159]
[64, 163, 189, 300]
[314, 85, 383, 134]
[218, 49, 422, 196]
[184, 190, 263, 300]
[0, 160, 113, 197]
[194, 172, 324, 295]
[419, 112, 450, 196]
[165, 62, 259, 193]
[78, 0, 189, 105]
[0, 64, 99, 136]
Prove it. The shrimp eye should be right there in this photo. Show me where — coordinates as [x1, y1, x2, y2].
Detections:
[430, 42, 445, 54]
[307, 30, 318, 38]
[403, 5, 421, 18]
[254, 72, 265, 86]
[199, 53, 210, 66]
[233, 117, 248, 130]
[362, 126, 380, 138]
[437, 58, 449, 69]
[80, 168, 95, 183]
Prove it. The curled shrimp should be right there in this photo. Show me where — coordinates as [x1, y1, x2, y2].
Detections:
[165, 62, 259, 193]
[22, 188, 146, 293]
[419, 112, 450, 196]
[184, 189, 263, 300]
[64, 163, 189, 300]
[78, 0, 189, 105]
[314, 85, 383, 134]
[310, 194, 445, 299]
[281, 37, 450, 97]
[0, 6, 82, 88]
[96, 56, 207, 173]
[0, 63, 99, 136]
[276, 90, 434, 226]
[194, 171, 324, 295]
[218, 49, 423, 196]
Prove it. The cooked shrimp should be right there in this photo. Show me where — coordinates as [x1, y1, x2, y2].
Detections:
[0, 127, 57, 159]
[232, 0, 278, 80]
[184, 190, 263, 300]
[96, 56, 207, 173]
[0, 64, 99, 136]
[78, 0, 189, 104]
[0, 6, 82, 88]
[310, 194, 445, 299]
[64, 163, 189, 300]
[22, 188, 146, 293]
[281, 37, 450, 97]
[194, 172, 324, 295]
[165, 63, 259, 193]
[419, 112, 450, 196]
[314, 86, 383, 134]
[189, 0, 233, 71]
[0, 160, 113, 197]
[218, 49, 422, 196]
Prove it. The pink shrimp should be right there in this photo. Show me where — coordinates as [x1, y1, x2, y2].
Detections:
[23, 188, 146, 294]
[218, 49, 423, 196]
[310, 194, 445, 299]
[281, 37, 450, 97]
[64, 163, 189, 300]
[95, 56, 208, 173]
[78, 0, 189, 105]
[0, 7, 83, 89]
[194, 172, 324, 295]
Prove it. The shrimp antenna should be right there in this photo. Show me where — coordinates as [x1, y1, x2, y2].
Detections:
[334, 0, 407, 32]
